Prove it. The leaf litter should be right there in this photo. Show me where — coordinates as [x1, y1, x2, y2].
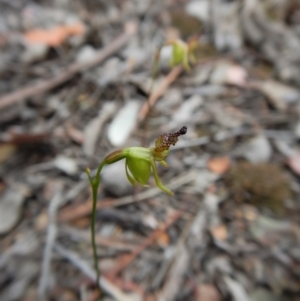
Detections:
[1, 0, 300, 300]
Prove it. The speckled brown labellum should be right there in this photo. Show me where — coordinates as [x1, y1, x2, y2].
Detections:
[154, 126, 187, 153]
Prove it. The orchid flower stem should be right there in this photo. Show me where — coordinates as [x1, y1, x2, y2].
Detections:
[86, 161, 106, 300]
[85, 127, 186, 299]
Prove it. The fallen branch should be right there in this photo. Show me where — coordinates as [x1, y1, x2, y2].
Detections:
[58, 170, 197, 222]
[137, 56, 217, 123]
[0, 22, 137, 110]
[106, 210, 184, 279]
[138, 65, 184, 122]
[54, 243, 141, 301]
[38, 188, 63, 299]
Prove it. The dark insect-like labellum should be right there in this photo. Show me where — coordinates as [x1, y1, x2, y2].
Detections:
[154, 126, 187, 154]
[179, 126, 187, 135]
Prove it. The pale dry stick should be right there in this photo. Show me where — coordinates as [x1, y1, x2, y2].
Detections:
[157, 209, 199, 301]
[158, 244, 189, 301]
[106, 169, 197, 208]
[35, 181, 87, 231]
[151, 212, 192, 294]
[107, 209, 184, 279]
[58, 169, 197, 222]
[138, 56, 219, 123]
[54, 244, 140, 301]
[172, 136, 210, 150]
[60, 225, 140, 251]
[138, 65, 184, 122]
[0, 22, 137, 110]
[37, 184, 92, 293]
[38, 188, 63, 300]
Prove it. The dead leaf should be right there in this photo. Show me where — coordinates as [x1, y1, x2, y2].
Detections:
[0, 181, 5, 194]
[0, 187, 27, 234]
[197, 284, 221, 301]
[70, 217, 90, 228]
[24, 23, 85, 46]
[210, 224, 228, 241]
[107, 101, 140, 147]
[224, 276, 250, 301]
[207, 156, 231, 174]
[210, 62, 248, 87]
[53, 155, 78, 176]
[156, 231, 170, 247]
[0, 144, 17, 164]
[287, 152, 300, 175]
[0, 132, 50, 145]
[65, 123, 84, 144]
[35, 212, 48, 231]
[226, 65, 248, 87]
[208, 102, 251, 129]
[254, 80, 300, 111]
[83, 103, 116, 156]
[241, 135, 272, 163]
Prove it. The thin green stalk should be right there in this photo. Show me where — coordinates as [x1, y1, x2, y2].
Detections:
[86, 161, 106, 299]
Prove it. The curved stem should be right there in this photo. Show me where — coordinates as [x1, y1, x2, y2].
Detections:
[86, 161, 106, 299]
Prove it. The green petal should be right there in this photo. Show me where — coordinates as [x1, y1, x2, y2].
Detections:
[125, 162, 137, 186]
[150, 158, 174, 196]
[126, 157, 151, 185]
[159, 160, 168, 167]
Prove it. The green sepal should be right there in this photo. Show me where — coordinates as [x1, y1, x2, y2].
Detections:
[125, 161, 137, 185]
[170, 41, 190, 71]
[126, 157, 151, 185]
[104, 150, 126, 164]
[150, 158, 174, 196]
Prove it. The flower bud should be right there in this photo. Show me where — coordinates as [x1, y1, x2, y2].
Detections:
[104, 150, 126, 164]
[166, 39, 190, 70]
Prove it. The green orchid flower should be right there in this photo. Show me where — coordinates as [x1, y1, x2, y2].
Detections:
[86, 126, 187, 297]
[170, 39, 190, 70]
[102, 126, 187, 195]
[164, 38, 199, 71]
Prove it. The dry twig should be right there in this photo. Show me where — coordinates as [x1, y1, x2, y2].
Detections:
[58, 170, 197, 222]
[0, 22, 137, 110]
[138, 65, 184, 122]
[38, 187, 63, 300]
[54, 244, 142, 301]
[106, 209, 184, 279]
